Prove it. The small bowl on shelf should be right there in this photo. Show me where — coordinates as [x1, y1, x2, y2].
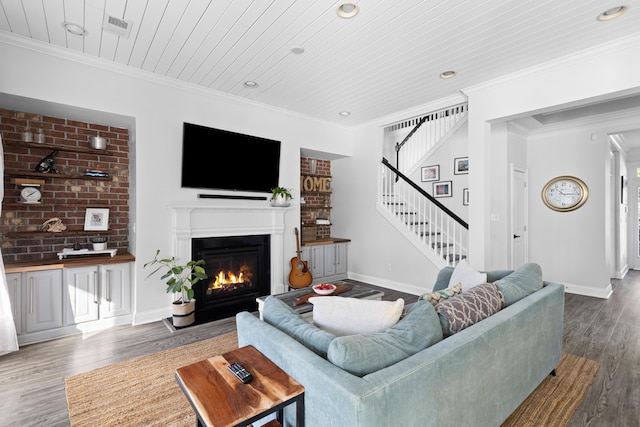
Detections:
[312, 283, 336, 295]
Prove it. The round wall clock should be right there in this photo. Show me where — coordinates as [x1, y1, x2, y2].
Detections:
[541, 176, 588, 212]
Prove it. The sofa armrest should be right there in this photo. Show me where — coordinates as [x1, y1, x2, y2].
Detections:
[236, 312, 373, 426]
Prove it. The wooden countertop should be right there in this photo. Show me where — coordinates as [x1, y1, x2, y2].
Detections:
[301, 237, 351, 246]
[4, 252, 135, 273]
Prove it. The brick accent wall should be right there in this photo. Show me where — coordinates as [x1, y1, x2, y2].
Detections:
[300, 157, 331, 240]
[1, 108, 130, 263]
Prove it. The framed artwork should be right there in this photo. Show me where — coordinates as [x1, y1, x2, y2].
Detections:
[433, 181, 452, 198]
[454, 157, 469, 175]
[421, 165, 440, 182]
[84, 208, 110, 231]
[463, 188, 469, 206]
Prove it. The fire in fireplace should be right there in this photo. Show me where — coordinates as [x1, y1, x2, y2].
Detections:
[192, 235, 270, 323]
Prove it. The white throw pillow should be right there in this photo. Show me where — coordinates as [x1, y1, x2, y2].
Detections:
[309, 297, 404, 336]
[448, 260, 487, 292]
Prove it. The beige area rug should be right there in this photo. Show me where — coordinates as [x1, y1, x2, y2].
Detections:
[66, 334, 597, 427]
[65, 332, 238, 427]
[502, 353, 599, 427]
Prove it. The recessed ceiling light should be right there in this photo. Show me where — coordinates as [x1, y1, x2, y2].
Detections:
[243, 81, 259, 88]
[337, 3, 360, 19]
[439, 70, 457, 79]
[597, 6, 628, 21]
[339, 111, 351, 117]
[291, 46, 305, 54]
[62, 21, 88, 36]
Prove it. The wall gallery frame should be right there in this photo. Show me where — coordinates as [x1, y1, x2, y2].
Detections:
[421, 165, 440, 182]
[454, 157, 469, 174]
[463, 188, 469, 205]
[84, 208, 110, 231]
[433, 181, 452, 198]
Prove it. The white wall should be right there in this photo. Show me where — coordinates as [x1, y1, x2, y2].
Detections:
[0, 37, 353, 323]
[332, 124, 441, 296]
[462, 34, 640, 297]
[527, 127, 611, 297]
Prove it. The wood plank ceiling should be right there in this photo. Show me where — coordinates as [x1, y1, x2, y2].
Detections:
[0, 0, 639, 125]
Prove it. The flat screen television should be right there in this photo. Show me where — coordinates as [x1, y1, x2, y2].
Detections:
[181, 122, 281, 193]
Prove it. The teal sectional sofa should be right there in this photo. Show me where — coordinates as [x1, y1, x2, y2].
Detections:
[236, 266, 564, 426]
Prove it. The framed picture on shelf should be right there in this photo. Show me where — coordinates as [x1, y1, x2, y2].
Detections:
[463, 188, 469, 206]
[84, 208, 109, 231]
[454, 157, 469, 175]
[421, 165, 440, 182]
[433, 181, 452, 198]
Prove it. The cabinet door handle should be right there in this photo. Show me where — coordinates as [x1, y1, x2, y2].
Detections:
[106, 271, 111, 302]
[94, 272, 98, 304]
[29, 277, 34, 314]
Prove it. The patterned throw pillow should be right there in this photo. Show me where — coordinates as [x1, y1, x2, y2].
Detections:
[435, 283, 505, 336]
[419, 283, 463, 306]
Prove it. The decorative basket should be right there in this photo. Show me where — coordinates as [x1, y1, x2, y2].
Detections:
[301, 226, 317, 242]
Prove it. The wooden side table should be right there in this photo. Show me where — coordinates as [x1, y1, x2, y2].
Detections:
[175, 345, 304, 427]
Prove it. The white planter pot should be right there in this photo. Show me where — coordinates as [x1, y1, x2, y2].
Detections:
[92, 242, 107, 251]
[172, 299, 196, 327]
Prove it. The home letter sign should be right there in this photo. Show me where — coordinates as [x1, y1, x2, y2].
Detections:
[301, 175, 331, 192]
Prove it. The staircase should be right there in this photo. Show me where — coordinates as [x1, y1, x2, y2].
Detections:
[378, 103, 469, 268]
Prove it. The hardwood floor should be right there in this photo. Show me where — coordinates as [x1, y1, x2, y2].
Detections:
[565, 270, 640, 427]
[0, 277, 637, 427]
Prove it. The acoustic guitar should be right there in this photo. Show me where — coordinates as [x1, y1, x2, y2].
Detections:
[288, 227, 313, 289]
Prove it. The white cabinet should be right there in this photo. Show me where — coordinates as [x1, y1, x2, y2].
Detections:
[8, 259, 133, 345]
[63, 263, 131, 325]
[334, 242, 348, 276]
[99, 263, 131, 318]
[25, 270, 63, 333]
[63, 266, 99, 325]
[6, 272, 22, 335]
[301, 241, 349, 284]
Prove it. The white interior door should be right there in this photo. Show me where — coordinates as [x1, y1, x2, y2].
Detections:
[511, 166, 528, 268]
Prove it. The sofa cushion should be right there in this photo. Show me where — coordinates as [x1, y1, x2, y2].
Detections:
[435, 283, 505, 336]
[262, 296, 336, 357]
[494, 263, 543, 306]
[309, 297, 404, 336]
[327, 301, 443, 376]
[433, 266, 513, 292]
[448, 260, 487, 292]
[418, 283, 462, 306]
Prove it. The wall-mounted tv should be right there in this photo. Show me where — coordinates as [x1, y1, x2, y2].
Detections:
[181, 122, 281, 193]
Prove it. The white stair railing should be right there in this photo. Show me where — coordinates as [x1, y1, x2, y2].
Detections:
[379, 159, 468, 267]
[393, 103, 468, 174]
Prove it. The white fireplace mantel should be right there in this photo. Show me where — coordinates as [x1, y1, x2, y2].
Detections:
[169, 202, 292, 294]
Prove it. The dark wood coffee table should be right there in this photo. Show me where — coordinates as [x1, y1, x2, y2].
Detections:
[256, 281, 384, 320]
[175, 345, 305, 427]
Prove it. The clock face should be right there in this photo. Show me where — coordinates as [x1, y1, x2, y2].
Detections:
[542, 176, 588, 212]
[20, 186, 42, 203]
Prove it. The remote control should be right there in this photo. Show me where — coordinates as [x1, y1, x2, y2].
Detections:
[228, 362, 253, 384]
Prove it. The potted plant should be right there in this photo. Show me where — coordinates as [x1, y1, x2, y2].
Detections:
[144, 250, 207, 327]
[91, 235, 107, 251]
[270, 186, 293, 206]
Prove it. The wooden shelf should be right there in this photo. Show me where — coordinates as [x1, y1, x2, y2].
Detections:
[5, 140, 116, 156]
[301, 205, 332, 209]
[5, 170, 111, 181]
[4, 230, 115, 238]
[2, 202, 112, 209]
[301, 223, 332, 227]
